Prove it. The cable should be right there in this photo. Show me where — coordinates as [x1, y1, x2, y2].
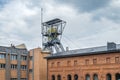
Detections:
[62, 37, 73, 49]
[62, 34, 80, 49]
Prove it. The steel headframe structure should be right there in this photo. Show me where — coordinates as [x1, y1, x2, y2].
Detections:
[41, 18, 66, 53]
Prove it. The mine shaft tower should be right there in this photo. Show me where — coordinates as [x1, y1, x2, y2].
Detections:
[42, 18, 66, 53]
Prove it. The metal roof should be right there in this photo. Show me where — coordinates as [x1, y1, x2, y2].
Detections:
[43, 18, 62, 26]
[46, 44, 120, 59]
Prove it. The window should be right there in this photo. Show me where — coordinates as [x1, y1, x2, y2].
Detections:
[0, 54, 6, 59]
[93, 74, 98, 80]
[74, 74, 78, 80]
[116, 73, 120, 80]
[67, 61, 71, 66]
[106, 57, 110, 63]
[21, 56, 27, 60]
[30, 56, 33, 60]
[51, 62, 54, 67]
[11, 64, 17, 69]
[67, 74, 72, 80]
[21, 65, 27, 70]
[93, 59, 97, 64]
[85, 59, 89, 65]
[57, 75, 61, 80]
[29, 69, 32, 73]
[74, 60, 77, 66]
[57, 62, 60, 67]
[11, 55, 17, 60]
[21, 78, 27, 80]
[115, 57, 119, 63]
[52, 75, 55, 80]
[86, 74, 90, 80]
[10, 78, 17, 80]
[0, 63, 6, 69]
[106, 73, 112, 80]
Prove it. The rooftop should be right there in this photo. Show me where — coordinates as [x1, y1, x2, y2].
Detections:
[46, 42, 120, 59]
[43, 18, 62, 26]
[0, 44, 28, 54]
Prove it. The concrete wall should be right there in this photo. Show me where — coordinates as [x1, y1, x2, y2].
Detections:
[0, 50, 28, 80]
[0, 47, 50, 80]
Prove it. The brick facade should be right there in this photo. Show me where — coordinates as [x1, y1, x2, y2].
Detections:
[29, 48, 50, 80]
[47, 52, 120, 80]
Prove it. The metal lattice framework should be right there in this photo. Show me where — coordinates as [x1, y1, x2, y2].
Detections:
[41, 18, 66, 53]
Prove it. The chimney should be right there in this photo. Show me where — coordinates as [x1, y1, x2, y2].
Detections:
[107, 42, 116, 50]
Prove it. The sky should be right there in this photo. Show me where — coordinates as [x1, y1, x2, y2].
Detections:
[0, 0, 120, 50]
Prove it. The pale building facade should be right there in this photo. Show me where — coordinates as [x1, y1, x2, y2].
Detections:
[0, 44, 28, 80]
[0, 44, 50, 80]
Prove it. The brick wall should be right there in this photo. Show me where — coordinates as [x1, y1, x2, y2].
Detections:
[47, 52, 120, 80]
[29, 48, 50, 80]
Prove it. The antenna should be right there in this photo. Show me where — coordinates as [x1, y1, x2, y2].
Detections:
[41, 8, 43, 34]
[41, 8, 44, 49]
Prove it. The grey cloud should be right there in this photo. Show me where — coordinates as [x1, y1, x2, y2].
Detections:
[92, 6, 120, 23]
[55, 0, 120, 23]
[0, 0, 120, 50]
[0, 0, 42, 49]
[25, 0, 42, 8]
[0, 0, 10, 9]
[55, 0, 112, 12]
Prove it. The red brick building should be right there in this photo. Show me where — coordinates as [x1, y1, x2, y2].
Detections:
[46, 42, 120, 80]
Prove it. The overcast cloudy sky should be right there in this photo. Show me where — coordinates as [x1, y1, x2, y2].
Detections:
[0, 0, 120, 50]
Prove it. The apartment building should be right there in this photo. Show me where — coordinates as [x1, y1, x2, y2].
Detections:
[0, 44, 50, 80]
[0, 44, 28, 80]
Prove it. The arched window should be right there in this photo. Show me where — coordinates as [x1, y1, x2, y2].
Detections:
[106, 73, 112, 80]
[74, 74, 78, 80]
[67, 74, 72, 80]
[52, 75, 55, 80]
[86, 74, 90, 80]
[116, 73, 120, 80]
[57, 75, 61, 80]
[93, 74, 98, 80]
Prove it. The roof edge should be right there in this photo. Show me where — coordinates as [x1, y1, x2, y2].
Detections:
[45, 49, 120, 59]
